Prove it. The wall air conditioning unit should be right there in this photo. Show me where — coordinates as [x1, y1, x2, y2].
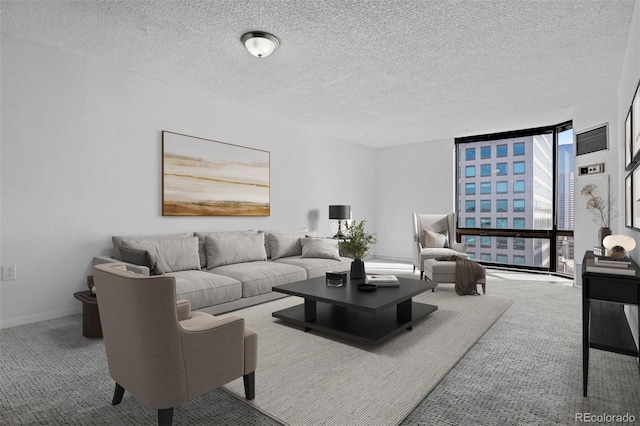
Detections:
[576, 123, 608, 156]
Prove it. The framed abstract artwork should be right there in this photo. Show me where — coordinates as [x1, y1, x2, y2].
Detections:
[633, 165, 640, 229]
[626, 172, 633, 228]
[625, 108, 634, 170]
[633, 82, 640, 162]
[162, 131, 270, 216]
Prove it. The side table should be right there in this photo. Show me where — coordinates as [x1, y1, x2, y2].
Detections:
[73, 291, 102, 338]
[582, 251, 639, 396]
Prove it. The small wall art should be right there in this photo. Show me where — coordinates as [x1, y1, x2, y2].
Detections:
[633, 165, 640, 229]
[626, 172, 633, 228]
[162, 131, 270, 216]
[625, 108, 634, 170]
[632, 81, 640, 162]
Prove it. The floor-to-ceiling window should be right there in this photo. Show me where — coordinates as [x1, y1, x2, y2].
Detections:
[456, 122, 574, 275]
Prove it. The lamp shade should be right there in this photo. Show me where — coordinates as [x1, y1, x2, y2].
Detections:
[603, 234, 636, 252]
[329, 205, 351, 220]
[241, 31, 279, 58]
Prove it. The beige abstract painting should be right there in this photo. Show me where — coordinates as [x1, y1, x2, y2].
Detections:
[162, 131, 270, 216]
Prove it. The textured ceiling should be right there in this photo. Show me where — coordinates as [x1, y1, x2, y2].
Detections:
[1, 0, 636, 147]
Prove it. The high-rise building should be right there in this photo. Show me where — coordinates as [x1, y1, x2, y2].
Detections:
[457, 134, 555, 267]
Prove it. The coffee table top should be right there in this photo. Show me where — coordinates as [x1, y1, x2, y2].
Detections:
[273, 275, 435, 313]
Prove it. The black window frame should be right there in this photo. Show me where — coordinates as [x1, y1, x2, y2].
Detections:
[454, 121, 573, 274]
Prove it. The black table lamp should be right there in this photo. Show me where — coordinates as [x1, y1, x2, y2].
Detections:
[329, 205, 351, 238]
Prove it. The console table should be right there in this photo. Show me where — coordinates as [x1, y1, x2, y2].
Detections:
[582, 251, 639, 397]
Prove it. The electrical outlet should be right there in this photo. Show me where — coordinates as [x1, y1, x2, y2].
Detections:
[578, 163, 605, 176]
[2, 264, 16, 281]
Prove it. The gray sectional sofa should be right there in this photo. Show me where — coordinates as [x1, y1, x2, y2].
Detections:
[93, 230, 351, 314]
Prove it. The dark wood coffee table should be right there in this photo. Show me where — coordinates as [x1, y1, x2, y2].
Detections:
[272, 275, 437, 346]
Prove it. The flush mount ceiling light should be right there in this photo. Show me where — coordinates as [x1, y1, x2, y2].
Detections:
[241, 31, 280, 58]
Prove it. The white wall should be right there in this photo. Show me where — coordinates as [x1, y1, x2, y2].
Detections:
[373, 138, 454, 261]
[616, 0, 640, 349]
[0, 35, 375, 328]
[572, 93, 619, 270]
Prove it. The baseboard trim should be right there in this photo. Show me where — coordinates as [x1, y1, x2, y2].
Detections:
[371, 255, 412, 263]
[0, 307, 81, 330]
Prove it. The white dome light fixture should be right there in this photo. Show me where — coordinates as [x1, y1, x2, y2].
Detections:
[241, 31, 280, 58]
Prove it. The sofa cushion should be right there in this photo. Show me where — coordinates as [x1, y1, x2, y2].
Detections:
[165, 270, 242, 310]
[274, 256, 351, 279]
[205, 233, 267, 269]
[112, 232, 191, 260]
[300, 237, 341, 261]
[267, 231, 307, 260]
[119, 246, 162, 275]
[210, 261, 307, 297]
[194, 230, 257, 268]
[122, 237, 200, 274]
[420, 247, 468, 262]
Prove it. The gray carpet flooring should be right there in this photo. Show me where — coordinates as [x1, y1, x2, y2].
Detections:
[401, 269, 640, 426]
[1, 265, 639, 425]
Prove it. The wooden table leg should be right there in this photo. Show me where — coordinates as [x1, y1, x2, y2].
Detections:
[82, 302, 102, 338]
[304, 299, 316, 332]
[397, 299, 413, 331]
[583, 295, 589, 397]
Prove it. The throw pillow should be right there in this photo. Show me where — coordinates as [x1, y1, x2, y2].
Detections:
[122, 237, 200, 275]
[112, 233, 192, 260]
[119, 246, 162, 275]
[205, 233, 267, 269]
[194, 230, 257, 268]
[261, 229, 312, 258]
[423, 229, 449, 248]
[300, 238, 341, 261]
[267, 231, 307, 260]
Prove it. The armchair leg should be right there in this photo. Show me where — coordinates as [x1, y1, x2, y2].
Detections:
[112, 383, 125, 405]
[413, 265, 416, 273]
[158, 408, 173, 426]
[243, 372, 255, 400]
[420, 271, 424, 280]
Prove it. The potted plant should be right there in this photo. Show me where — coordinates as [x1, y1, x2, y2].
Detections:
[339, 220, 377, 278]
[580, 183, 617, 247]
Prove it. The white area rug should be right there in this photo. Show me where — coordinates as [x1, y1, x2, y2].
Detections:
[221, 288, 513, 426]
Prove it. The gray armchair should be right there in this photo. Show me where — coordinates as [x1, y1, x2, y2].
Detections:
[93, 263, 258, 426]
[412, 213, 468, 279]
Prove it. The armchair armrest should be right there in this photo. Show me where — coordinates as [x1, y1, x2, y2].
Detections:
[179, 314, 246, 391]
[450, 242, 467, 253]
[92, 255, 150, 276]
[176, 299, 191, 321]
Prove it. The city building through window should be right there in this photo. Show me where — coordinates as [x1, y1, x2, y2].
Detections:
[456, 122, 574, 275]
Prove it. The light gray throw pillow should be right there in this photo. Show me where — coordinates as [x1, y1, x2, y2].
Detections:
[205, 233, 267, 269]
[267, 231, 308, 260]
[194, 230, 257, 268]
[423, 229, 449, 248]
[122, 237, 200, 274]
[300, 238, 341, 261]
[119, 246, 162, 275]
[112, 233, 191, 260]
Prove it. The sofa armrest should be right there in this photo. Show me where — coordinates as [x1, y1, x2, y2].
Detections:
[92, 255, 150, 276]
[176, 299, 191, 321]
